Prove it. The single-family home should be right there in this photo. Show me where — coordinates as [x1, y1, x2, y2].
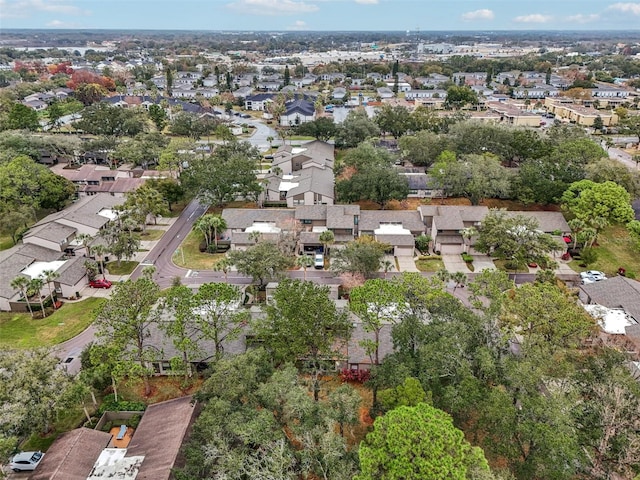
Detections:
[280, 99, 316, 126]
[358, 210, 424, 257]
[262, 166, 335, 207]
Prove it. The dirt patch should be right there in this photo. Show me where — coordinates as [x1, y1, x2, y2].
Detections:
[359, 197, 562, 212]
[119, 376, 203, 404]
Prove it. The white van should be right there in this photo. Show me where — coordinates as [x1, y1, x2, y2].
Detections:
[314, 253, 324, 269]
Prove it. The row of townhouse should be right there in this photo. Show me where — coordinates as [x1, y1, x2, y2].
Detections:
[0, 194, 126, 311]
[220, 204, 570, 258]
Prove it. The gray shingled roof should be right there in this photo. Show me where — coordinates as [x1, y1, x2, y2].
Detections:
[580, 276, 640, 322]
[287, 167, 335, 199]
[222, 208, 295, 230]
[24, 222, 76, 244]
[33, 194, 125, 231]
[295, 205, 327, 220]
[359, 210, 424, 233]
[55, 256, 88, 286]
[0, 244, 62, 300]
[326, 205, 360, 229]
[505, 211, 569, 233]
[30, 428, 112, 480]
[375, 234, 415, 246]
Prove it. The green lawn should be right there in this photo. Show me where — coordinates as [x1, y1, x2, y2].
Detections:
[22, 406, 91, 452]
[106, 261, 139, 275]
[415, 256, 445, 272]
[173, 230, 225, 270]
[569, 225, 640, 277]
[0, 234, 14, 251]
[136, 229, 165, 241]
[0, 297, 105, 349]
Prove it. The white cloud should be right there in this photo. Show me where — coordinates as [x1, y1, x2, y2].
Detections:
[461, 9, 495, 21]
[567, 13, 600, 23]
[354, 0, 379, 4]
[287, 19, 308, 30]
[606, 2, 640, 15]
[514, 13, 553, 23]
[226, 0, 319, 16]
[46, 19, 81, 28]
[0, 0, 87, 19]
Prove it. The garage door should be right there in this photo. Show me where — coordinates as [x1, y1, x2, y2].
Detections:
[440, 244, 463, 255]
[394, 246, 415, 257]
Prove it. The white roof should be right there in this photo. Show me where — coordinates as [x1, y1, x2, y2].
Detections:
[584, 304, 638, 335]
[21, 260, 67, 279]
[291, 147, 307, 154]
[87, 448, 144, 480]
[312, 226, 328, 233]
[374, 224, 412, 235]
[278, 181, 299, 192]
[246, 222, 281, 234]
[98, 208, 118, 221]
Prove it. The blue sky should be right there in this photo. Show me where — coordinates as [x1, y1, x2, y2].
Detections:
[2, 0, 640, 31]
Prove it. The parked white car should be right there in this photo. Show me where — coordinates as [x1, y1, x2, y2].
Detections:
[8, 451, 44, 472]
[580, 270, 607, 284]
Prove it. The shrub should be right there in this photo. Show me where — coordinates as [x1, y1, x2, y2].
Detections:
[98, 394, 146, 415]
[461, 253, 473, 263]
[339, 368, 371, 383]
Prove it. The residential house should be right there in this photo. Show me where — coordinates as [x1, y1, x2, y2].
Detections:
[377, 87, 394, 99]
[271, 140, 335, 175]
[262, 166, 334, 207]
[332, 87, 347, 101]
[545, 98, 618, 127]
[244, 93, 274, 111]
[419, 205, 489, 254]
[296, 204, 360, 252]
[233, 86, 255, 99]
[221, 208, 295, 251]
[280, 99, 316, 126]
[486, 101, 543, 127]
[399, 170, 444, 198]
[30, 397, 196, 480]
[358, 210, 424, 257]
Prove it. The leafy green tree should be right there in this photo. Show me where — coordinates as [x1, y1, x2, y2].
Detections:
[0, 349, 73, 451]
[339, 141, 392, 171]
[336, 164, 409, 208]
[325, 384, 362, 437]
[432, 154, 513, 205]
[501, 282, 596, 349]
[123, 184, 169, 231]
[3, 102, 39, 131]
[330, 236, 388, 277]
[194, 213, 227, 250]
[256, 279, 352, 401]
[74, 83, 108, 105]
[193, 282, 248, 360]
[94, 276, 160, 396]
[99, 217, 140, 267]
[227, 241, 292, 288]
[375, 104, 412, 139]
[378, 377, 429, 412]
[0, 205, 33, 245]
[319, 229, 335, 257]
[181, 140, 262, 207]
[294, 117, 336, 141]
[444, 85, 479, 109]
[398, 130, 447, 167]
[46, 99, 64, 130]
[76, 102, 145, 137]
[148, 103, 168, 131]
[169, 111, 218, 140]
[334, 109, 380, 148]
[350, 278, 406, 366]
[585, 158, 640, 198]
[357, 403, 490, 480]
[147, 177, 185, 211]
[296, 255, 314, 280]
[562, 180, 635, 228]
[474, 209, 561, 273]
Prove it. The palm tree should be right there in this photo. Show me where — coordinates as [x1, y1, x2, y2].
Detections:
[11, 276, 34, 318]
[75, 233, 94, 257]
[266, 135, 275, 151]
[296, 255, 314, 280]
[92, 244, 108, 279]
[29, 277, 46, 317]
[194, 215, 215, 249]
[567, 218, 585, 250]
[209, 215, 227, 250]
[451, 272, 467, 293]
[41, 269, 60, 310]
[435, 268, 451, 285]
[381, 259, 394, 278]
[459, 227, 477, 253]
[214, 257, 232, 282]
[319, 230, 335, 258]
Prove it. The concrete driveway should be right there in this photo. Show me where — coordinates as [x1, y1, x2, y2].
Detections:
[472, 255, 497, 272]
[442, 254, 471, 273]
[395, 256, 419, 273]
